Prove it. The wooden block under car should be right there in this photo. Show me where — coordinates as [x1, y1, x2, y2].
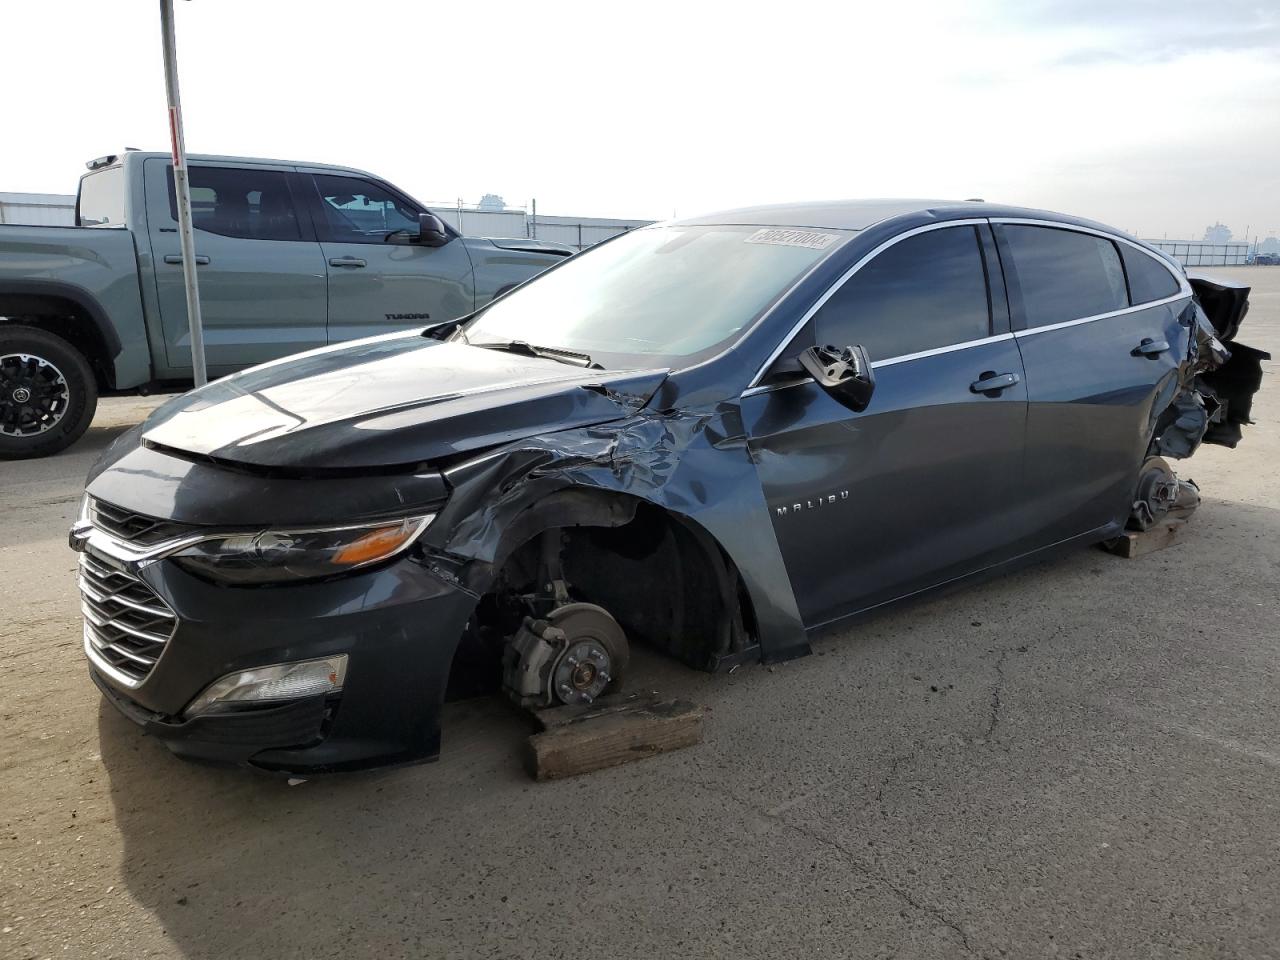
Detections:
[1100, 517, 1188, 559]
[525, 692, 705, 781]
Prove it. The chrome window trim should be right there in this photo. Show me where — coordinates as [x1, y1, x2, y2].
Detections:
[746, 216, 1194, 393]
[989, 217, 1193, 301]
[741, 332, 1017, 398]
[746, 218, 988, 389]
[1011, 292, 1186, 339]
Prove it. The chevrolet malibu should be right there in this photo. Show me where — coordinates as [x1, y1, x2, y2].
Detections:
[71, 200, 1267, 773]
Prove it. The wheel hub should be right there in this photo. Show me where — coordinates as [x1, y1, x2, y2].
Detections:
[554, 639, 613, 704]
[0, 353, 70, 437]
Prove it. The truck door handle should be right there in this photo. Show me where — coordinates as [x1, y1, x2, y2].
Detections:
[163, 254, 210, 265]
[970, 371, 1020, 395]
[328, 257, 367, 268]
[1132, 338, 1170, 358]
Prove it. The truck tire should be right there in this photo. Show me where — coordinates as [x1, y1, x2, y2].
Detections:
[0, 325, 99, 460]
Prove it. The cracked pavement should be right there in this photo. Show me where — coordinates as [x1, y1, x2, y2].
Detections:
[2, 266, 1278, 959]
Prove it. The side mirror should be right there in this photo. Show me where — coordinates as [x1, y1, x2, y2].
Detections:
[417, 212, 451, 247]
[798, 344, 876, 412]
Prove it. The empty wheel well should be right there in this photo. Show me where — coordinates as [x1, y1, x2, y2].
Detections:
[450, 494, 757, 698]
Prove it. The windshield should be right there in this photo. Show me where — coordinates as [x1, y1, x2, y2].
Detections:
[460, 224, 848, 368]
[77, 167, 126, 226]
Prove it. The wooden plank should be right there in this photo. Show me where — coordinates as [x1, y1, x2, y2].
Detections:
[525, 693, 704, 781]
[1100, 517, 1188, 559]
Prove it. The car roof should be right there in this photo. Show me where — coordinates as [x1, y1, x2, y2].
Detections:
[670, 198, 1126, 236]
[116, 151, 376, 179]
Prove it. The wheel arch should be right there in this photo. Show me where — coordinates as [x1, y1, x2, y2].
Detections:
[466, 486, 759, 672]
[0, 280, 123, 389]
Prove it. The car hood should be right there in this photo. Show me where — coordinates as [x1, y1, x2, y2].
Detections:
[140, 334, 669, 471]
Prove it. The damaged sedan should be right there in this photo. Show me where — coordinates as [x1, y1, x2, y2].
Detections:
[70, 200, 1267, 773]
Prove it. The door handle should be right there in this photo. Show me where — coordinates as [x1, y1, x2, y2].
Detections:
[970, 371, 1020, 395]
[328, 256, 367, 268]
[163, 254, 210, 265]
[1132, 337, 1170, 358]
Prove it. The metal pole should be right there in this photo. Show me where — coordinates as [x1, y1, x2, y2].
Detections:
[160, 0, 207, 386]
[530, 198, 537, 239]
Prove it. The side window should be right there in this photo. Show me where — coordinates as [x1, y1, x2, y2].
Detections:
[313, 175, 421, 243]
[1002, 225, 1127, 327]
[1121, 244, 1181, 304]
[812, 226, 991, 361]
[167, 166, 301, 241]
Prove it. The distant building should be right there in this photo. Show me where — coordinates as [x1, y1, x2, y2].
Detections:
[477, 194, 506, 212]
[0, 192, 75, 226]
[1203, 223, 1233, 244]
[1258, 236, 1280, 256]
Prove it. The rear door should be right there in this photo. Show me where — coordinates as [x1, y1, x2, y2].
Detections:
[299, 172, 476, 343]
[996, 221, 1189, 545]
[143, 159, 327, 375]
[741, 222, 1029, 627]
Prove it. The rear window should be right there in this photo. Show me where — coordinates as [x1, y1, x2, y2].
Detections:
[1003, 225, 1128, 328]
[166, 165, 302, 242]
[1121, 245, 1181, 304]
[77, 167, 126, 226]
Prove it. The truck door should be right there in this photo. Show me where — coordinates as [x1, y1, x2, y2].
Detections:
[143, 158, 327, 376]
[299, 172, 476, 343]
[741, 223, 1028, 627]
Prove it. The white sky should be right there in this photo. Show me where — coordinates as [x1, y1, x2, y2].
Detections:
[3, 0, 1278, 240]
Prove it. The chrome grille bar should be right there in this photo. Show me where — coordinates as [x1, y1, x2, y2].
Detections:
[77, 549, 177, 686]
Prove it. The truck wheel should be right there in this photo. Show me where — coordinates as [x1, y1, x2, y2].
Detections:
[0, 325, 99, 460]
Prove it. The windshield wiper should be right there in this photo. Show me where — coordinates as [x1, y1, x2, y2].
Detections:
[473, 340, 601, 369]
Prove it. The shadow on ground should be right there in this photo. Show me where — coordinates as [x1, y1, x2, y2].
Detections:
[98, 499, 1280, 959]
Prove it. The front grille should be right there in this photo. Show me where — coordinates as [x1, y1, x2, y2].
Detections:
[88, 498, 193, 546]
[79, 550, 177, 685]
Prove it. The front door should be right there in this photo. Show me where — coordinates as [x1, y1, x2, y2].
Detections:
[741, 223, 1029, 628]
[302, 172, 476, 344]
[144, 159, 327, 376]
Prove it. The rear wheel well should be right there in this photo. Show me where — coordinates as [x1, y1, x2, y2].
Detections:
[450, 494, 757, 698]
[0, 295, 115, 389]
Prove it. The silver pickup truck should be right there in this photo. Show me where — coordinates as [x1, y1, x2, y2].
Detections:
[0, 151, 572, 459]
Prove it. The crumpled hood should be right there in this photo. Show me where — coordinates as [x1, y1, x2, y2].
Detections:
[140, 333, 669, 471]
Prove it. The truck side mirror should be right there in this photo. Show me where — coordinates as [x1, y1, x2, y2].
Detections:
[417, 212, 451, 247]
[798, 344, 876, 412]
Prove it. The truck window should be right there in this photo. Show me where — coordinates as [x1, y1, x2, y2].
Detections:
[77, 167, 126, 226]
[166, 166, 302, 242]
[313, 175, 421, 243]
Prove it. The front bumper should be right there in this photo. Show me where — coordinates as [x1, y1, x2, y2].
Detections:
[84, 546, 479, 774]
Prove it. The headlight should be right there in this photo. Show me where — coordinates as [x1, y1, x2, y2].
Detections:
[172, 515, 433, 584]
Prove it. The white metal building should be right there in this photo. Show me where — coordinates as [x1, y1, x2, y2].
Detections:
[0, 192, 75, 225]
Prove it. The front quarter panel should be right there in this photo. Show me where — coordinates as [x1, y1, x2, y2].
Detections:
[422, 399, 811, 661]
[461, 238, 568, 305]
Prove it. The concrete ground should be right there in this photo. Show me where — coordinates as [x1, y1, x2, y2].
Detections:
[2, 267, 1277, 960]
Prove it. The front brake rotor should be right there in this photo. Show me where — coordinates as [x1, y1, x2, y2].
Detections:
[544, 603, 629, 706]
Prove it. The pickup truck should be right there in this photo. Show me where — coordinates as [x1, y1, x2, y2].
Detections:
[0, 151, 572, 459]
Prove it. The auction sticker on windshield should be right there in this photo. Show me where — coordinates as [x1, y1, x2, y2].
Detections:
[744, 228, 841, 250]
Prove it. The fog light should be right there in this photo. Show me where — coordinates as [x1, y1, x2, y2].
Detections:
[185, 655, 348, 718]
